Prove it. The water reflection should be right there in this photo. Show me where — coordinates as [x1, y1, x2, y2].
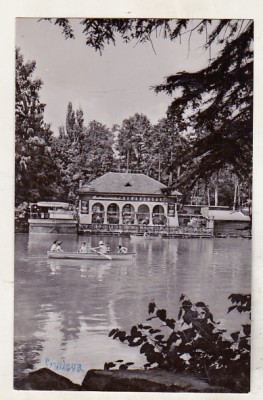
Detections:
[49, 262, 61, 275]
[15, 234, 251, 384]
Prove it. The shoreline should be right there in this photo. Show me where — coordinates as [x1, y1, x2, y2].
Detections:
[14, 367, 248, 393]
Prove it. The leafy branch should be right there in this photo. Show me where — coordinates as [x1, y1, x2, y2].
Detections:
[107, 293, 251, 392]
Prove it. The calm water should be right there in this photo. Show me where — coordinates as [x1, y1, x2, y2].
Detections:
[14, 233, 251, 384]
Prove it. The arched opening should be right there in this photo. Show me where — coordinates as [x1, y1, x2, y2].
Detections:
[122, 204, 135, 225]
[137, 204, 150, 225]
[153, 204, 166, 225]
[92, 203, 104, 223]
[107, 203, 120, 224]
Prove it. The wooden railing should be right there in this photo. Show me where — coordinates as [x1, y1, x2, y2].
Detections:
[78, 223, 213, 236]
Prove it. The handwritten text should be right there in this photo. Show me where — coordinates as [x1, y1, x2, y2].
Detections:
[45, 357, 84, 373]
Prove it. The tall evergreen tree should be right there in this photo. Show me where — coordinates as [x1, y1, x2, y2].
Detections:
[65, 102, 76, 141]
[155, 20, 253, 190]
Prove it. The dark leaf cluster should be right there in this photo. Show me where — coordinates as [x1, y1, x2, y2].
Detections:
[108, 293, 251, 392]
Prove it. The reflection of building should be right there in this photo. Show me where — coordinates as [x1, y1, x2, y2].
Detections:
[78, 172, 181, 231]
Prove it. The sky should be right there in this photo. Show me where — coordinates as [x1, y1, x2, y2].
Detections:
[16, 18, 213, 135]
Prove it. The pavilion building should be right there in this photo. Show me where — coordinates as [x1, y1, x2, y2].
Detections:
[77, 172, 181, 233]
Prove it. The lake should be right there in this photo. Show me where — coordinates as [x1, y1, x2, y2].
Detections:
[14, 233, 251, 385]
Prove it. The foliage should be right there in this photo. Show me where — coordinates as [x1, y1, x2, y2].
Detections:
[150, 118, 188, 185]
[15, 202, 30, 233]
[15, 49, 116, 205]
[51, 104, 116, 199]
[185, 168, 252, 208]
[83, 120, 115, 179]
[115, 113, 153, 172]
[154, 20, 253, 191]
[46, 18, 253, 194]
[107, 294, 251, 392]
[46, 19, 206, 53]
[15, 48, 60, 205]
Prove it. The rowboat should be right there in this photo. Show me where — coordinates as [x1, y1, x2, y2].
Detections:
[47, 251, 135, 261]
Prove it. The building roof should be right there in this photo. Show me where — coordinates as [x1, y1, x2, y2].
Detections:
[79, 172, 182, 196]
[36, 201, 69, 209]
[202, 209, 250, 221]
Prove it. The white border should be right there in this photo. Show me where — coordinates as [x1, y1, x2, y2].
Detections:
[0, 1, 262, 399]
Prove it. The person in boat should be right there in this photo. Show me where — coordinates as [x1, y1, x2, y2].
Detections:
[117, 245, 128, 254]
[78, 242, 87, 253]
[143, 230, 149, 237]
[99, 243, 108, 254]
[105, 242, 110, 253]
[91, 240, 107, 254]
[56, 241, 64, 252]
[50, 240, 57, 251]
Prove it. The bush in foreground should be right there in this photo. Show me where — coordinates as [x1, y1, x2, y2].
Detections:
[106, 294, 251, 392]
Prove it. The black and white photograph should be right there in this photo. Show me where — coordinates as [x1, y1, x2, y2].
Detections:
[12, 16, 254, 394]
[13, 16, 254, 394]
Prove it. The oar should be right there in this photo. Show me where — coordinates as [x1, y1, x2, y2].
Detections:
[97, 251, 112, 261]
[91, 247, 112, 261]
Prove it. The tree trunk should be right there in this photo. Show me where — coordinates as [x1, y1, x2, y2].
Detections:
[168, 172, 173, 187]
[126, 148, 129, 173]
[214, 171, 219, 206]
[238, 183, 241, 209]
[233, 177, 238, 210]
[207, 187, 210, 207]
[214, 185, 218, 207]
[158, 153, 161, 181]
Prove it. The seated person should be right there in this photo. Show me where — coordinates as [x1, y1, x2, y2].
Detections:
[56, 241, 64, 252]
[91, 240, 107, 254]
[99, 244, 108, 254]
[50, 240, 57, 251]
[117, 245, 128, 254]
[78, 242, 87, 253]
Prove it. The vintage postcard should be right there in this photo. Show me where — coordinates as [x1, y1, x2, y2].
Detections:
[1, 1, 263, 400]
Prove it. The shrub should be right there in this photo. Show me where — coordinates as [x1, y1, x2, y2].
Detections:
[107, 294, 251, 392]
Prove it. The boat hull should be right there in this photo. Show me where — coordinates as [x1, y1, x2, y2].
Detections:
[47, 251, 135, 261]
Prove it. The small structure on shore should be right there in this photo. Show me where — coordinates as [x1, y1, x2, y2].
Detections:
[78, 172, 181, 234]
[28, 201, 78, 234]
[201, 207, 251, 237]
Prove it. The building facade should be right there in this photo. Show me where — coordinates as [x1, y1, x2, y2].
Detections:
[78, 172, 181, 230]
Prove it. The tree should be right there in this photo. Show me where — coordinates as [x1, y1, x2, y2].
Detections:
[52, 103, 88, 200]
[15, 48, 59, 205]
[155, 20, 253, 191]
[52, 104, 116, 199]
[81, 120, 116, 179]
[116, 113, 153, 172]
[46, 18, 253, 193]
[65, 102, 76, 140]
[150, 118, 188, 185]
